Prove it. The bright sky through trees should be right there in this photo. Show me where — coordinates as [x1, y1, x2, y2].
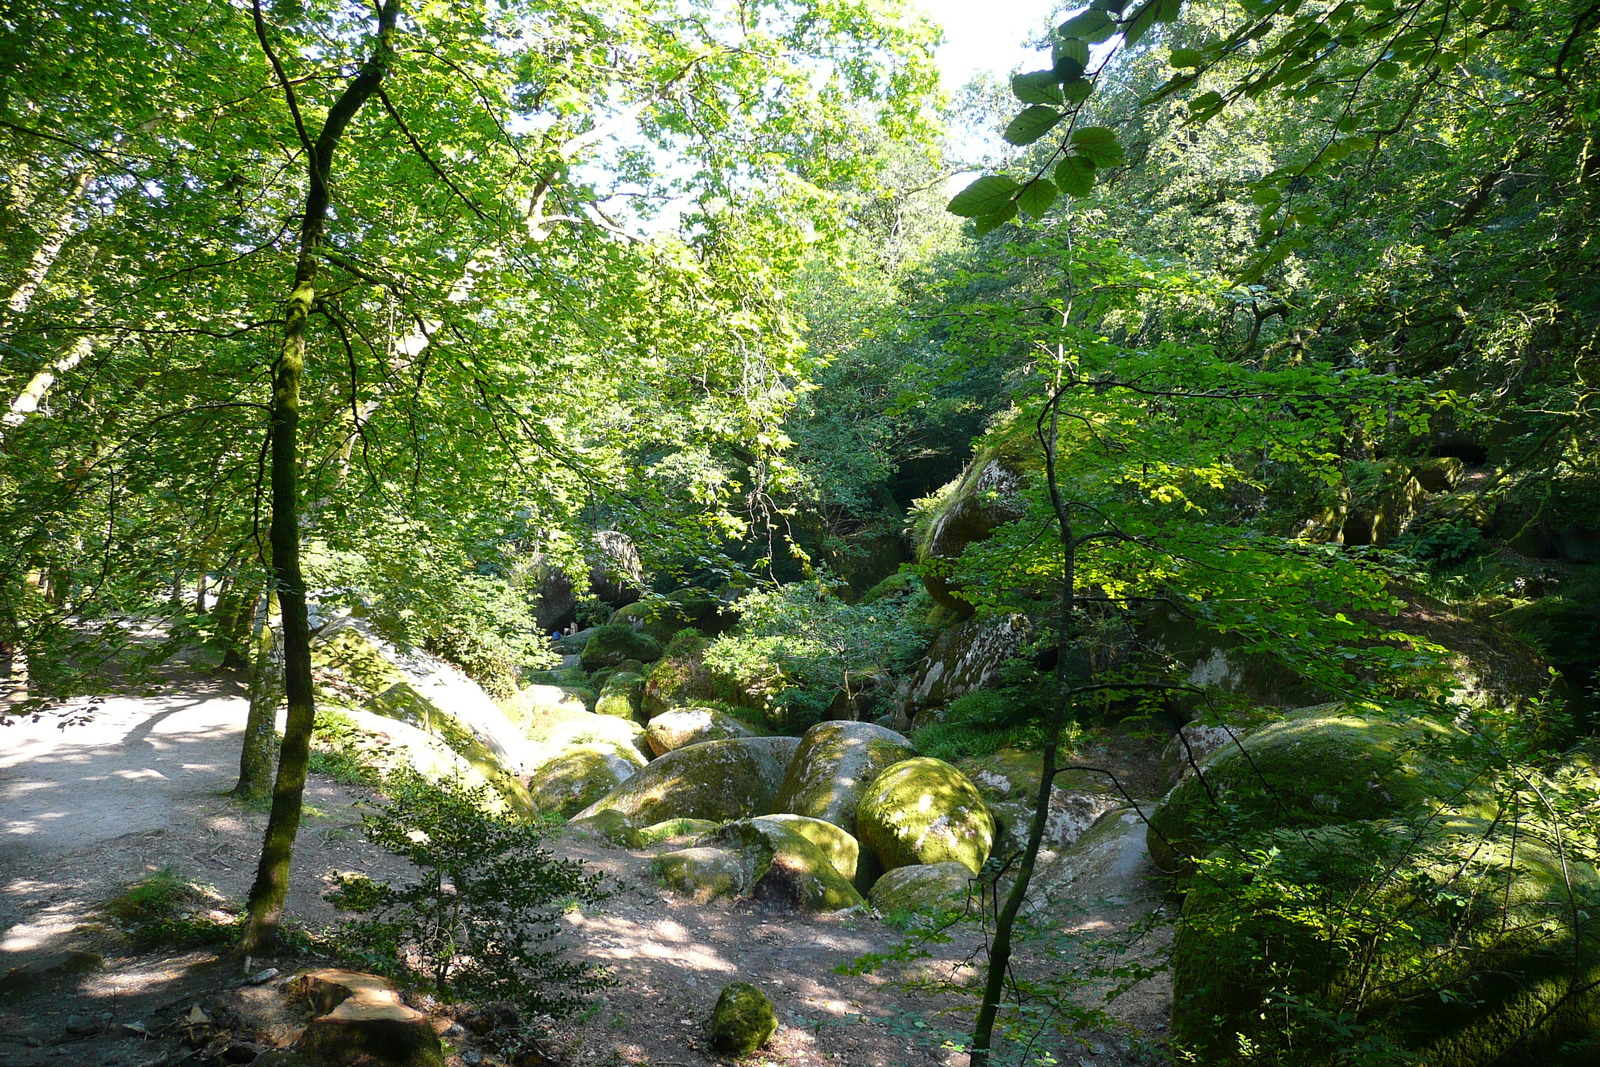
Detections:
[907, 0, 1061, 89]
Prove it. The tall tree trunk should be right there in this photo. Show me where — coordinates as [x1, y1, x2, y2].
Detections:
[237, 0, 399, 955]
[233, 590, 281, 799]
[970, 389, 1077, 1067]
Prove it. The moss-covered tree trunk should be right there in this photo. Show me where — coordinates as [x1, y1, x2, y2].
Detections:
[237, 0, 399, 955]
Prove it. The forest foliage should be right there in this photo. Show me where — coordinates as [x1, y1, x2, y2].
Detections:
[5, 0, 1600, 1061]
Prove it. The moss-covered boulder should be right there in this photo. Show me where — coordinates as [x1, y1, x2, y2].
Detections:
[867, 862, 974, 917]
[499, 683, 588, 727]
[311, 618, 407, 703]
[526, 742, 648, 818]
[510, 700, 646, 766]
[855, 757, 995, 874]
[612, 589, 729, 644]
[1148, 704, 1471, 876]
[653, 847, 748, 902]
[644, 706, 759, 757]
[366, 681, 536, 817]
[315, 709, 508, 810]
[573, 736, 800, 826]
[580, 623, 663, 671]
[595, 670, 644, 719]
[709, 982, 778, 1055]
[774, 720, 917, 832]
[637, 817, 722, 845]
[641, 629, 750, 717]
[752, 814, 860, 885]
[566, 809, 644, 848]
[1173, 812, 1600, 1067]
[695, 818, 865, 911]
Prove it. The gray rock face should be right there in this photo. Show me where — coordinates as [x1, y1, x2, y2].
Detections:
[573, 736, 800, 826]
[774, 720, 917, 830]
[906, 615, 1032, 709]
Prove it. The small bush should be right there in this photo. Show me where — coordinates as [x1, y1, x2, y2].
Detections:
[327, 773, 612, 1017]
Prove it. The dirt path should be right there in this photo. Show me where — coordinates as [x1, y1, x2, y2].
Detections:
[0, 667, 1167, 1067]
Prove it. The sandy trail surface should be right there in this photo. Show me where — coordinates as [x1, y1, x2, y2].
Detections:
[0, 665, 1165, 1067]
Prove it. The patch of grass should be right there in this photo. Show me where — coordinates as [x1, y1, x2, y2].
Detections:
[101, 867, 239, 949]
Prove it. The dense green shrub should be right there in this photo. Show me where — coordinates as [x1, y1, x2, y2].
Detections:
[327, 774, 611, 1017]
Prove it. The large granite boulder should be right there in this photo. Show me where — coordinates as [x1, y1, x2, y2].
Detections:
[316, 709, 509, 812]
[692, 818, 864, 911]
[574, 736, 800, 826]
[526, 742, 648, 818]
[775, 720, 917, 831]
[644, 706, 759, 757]
[641, 630, 750, 717]
[1147, 703, 1472, 876]
[905, 615, 1033, 709]
[962, 747, 1122, 858]
[855, 757, 995, 874]
[867, 862, 974, 917]
[366, 680, 536, 816]
[595, 670, 644, 719]
[653, 847, 748, 902]
[914, 421, 1034, 615]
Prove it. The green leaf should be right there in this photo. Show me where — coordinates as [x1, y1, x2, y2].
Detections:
[1373, 60, 1401, 79]
[1124, 0, 1181, 45]
[1070, 126, 1125, 167]
[973, 202, 1019, 235]
[1170, 47, 1204, 68]
[947, 175, 1021, 217]
[1063, 78, 1096, 104]
[1055, 155, 1097, 196]
[1017, 177, 1059, 218]
[1012, 70, 1063, 105]
[1054, 37, 1090, 68]
[1251, 184, 1281, 206]
[1190, 90, 1224, 115]
[1004, 105, 1066, 146]
[1057, 8, 1118, 43]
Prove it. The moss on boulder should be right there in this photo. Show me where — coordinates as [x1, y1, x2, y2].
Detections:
[775, 720, 917, 832]
[366, 681, 536, 818]
[653, 847, 748, 902]
[855, 757, 995, 874]
[316, 709, 507, 810]
[913, 418, 1036, 615]
[644, 706, 759, 757]
[1147, 703, 1471, 875]
[867, 862, 974, 917]
[499, 683, 588, 728]
[580, 624, 663, 671]
[595, 670, 644, 719]
[709, 982, 778, 1055]
[641, 629, 749, 717]
[526, 742, 647, 818]
[637, 817, 722, 845]
[751, 814, 860, 886]
[566, 809, 644, 848]
[573, 736, 800, 826]
[695, 818, 865, 911]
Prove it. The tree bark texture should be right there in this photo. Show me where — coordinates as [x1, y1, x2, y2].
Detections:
[233, 590, 281, 799]
[238, 0, 399, 954]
